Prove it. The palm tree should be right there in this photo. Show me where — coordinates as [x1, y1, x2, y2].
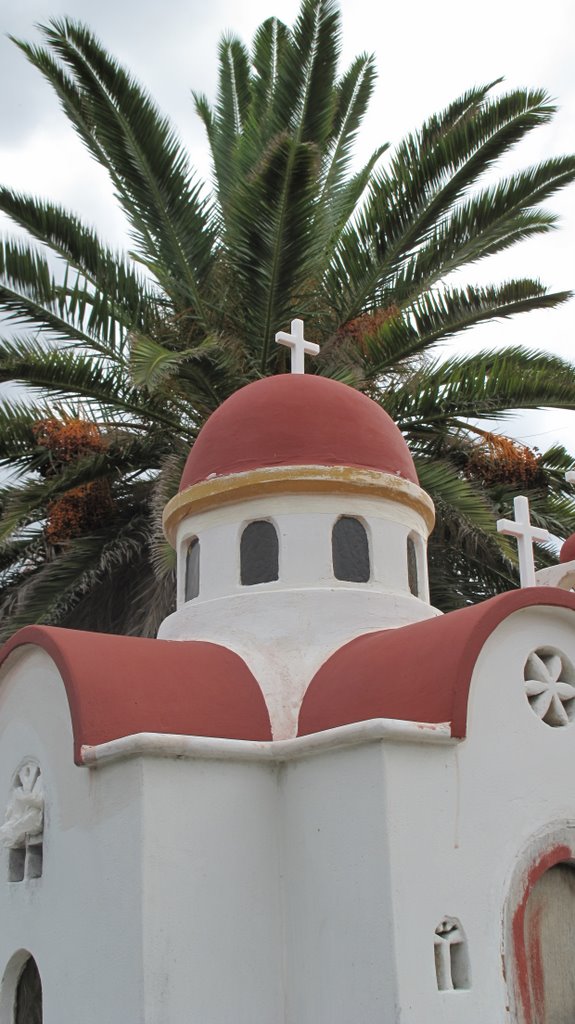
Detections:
[1, 0, 575, 639]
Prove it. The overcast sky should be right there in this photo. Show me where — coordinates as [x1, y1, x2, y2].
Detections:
[1, 0, 574, 451]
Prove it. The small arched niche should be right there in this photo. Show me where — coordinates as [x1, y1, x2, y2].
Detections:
[332, 516, 370, 583]
[434, 917, 470, 992]
[240, 520, 279, 586]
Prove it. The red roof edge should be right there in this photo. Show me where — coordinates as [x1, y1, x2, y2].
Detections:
[298, 588, 575, 738]
[0, 626, 272, 764]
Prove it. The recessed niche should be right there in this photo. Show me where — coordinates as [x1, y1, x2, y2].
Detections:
[1, 763, 44, 882]
[8, 847, 26, 883]
[434, 917, 470, 991]
[26, 844, 43, 880]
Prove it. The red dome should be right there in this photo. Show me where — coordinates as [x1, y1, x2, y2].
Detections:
[560, 533, 575, 563]
[180, 375, 417, 491]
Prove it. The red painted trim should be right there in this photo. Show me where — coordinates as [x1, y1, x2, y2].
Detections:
[0, 626, 272, 764]
[180, 375, 418, 489]
[298, 588, 575, 737]
[511, 844, 573, 1023]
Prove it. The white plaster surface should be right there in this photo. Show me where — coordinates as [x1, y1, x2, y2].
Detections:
[173, 491, 431, 606]
[536, 559, 575, 590]
[281, 744, 398, 1023]
[0, 648, 145, 1023]
[140, 758, 283, 1022]
[380, 604, 575, 1022]
[159, 600, 575, 1021]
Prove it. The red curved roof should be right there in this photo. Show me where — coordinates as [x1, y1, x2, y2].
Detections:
[560, 533, 575, 563]
[0, 626, 272, 763]
[298, 588, 575, 738]
[180, 375, 417, 491]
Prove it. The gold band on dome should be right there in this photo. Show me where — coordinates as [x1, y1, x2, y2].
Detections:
[163, 465, 435, 545]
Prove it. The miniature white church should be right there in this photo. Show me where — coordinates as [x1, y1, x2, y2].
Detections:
[2, 320, 575, 1023]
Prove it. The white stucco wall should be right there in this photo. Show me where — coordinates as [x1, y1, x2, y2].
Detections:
[0, 649, 145, 1023]
[0, 650, 286, 1023]
[281, 743, 398, 1024]
[379, 604, 575, 1022]
[139, 756, 284, 1023]
[173, 492, 431, 608]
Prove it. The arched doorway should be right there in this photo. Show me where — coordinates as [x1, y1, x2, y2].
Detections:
[505, 834, 575, 1024]
[522, 862, 575, 1024]
[14, 957, 42, 1024]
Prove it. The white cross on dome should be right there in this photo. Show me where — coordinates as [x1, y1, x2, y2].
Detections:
[497, 495, 550, 588]
[275, 319, 320, 374]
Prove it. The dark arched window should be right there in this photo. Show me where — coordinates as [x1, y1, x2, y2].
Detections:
[407, 535, 419, 597]
[332, 517, 370, 582]
[185, 537, 200, 601]
[240, 521, 279, 585]
[15, 957, 42, 1024]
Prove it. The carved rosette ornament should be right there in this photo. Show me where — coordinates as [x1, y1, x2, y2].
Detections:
[524, 650, 575, 727]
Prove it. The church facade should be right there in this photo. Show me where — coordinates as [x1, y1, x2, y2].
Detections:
[0, 322, 574, 1022]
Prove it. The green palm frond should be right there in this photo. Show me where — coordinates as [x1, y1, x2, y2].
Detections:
[326, 88, 569, 319]
[249, 16, 291, 140]
[0, 188, 157, 343]
[389, 160, 575, 302]
[417, 80, 502, 143]
[395, 347, 575, 429]
[0, 335, 181, 429]
[379, 86, 556, 239]
[226, 134, 324, 365]
[205, 34, 252, 211]
[416, 456, 500, 538]
[14, 20, 217, 319]
[316, 54, 380, 236]
[0, 237, 101, 345]
[0, 398, 59, 469]
[362, 282, 572, 374]
[0, 515, 152, 640]
[274, 0, 340, 148]
[329, 143, 389, 244]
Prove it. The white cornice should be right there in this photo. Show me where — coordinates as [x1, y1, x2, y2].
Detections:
[81, 718, 454, 767]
